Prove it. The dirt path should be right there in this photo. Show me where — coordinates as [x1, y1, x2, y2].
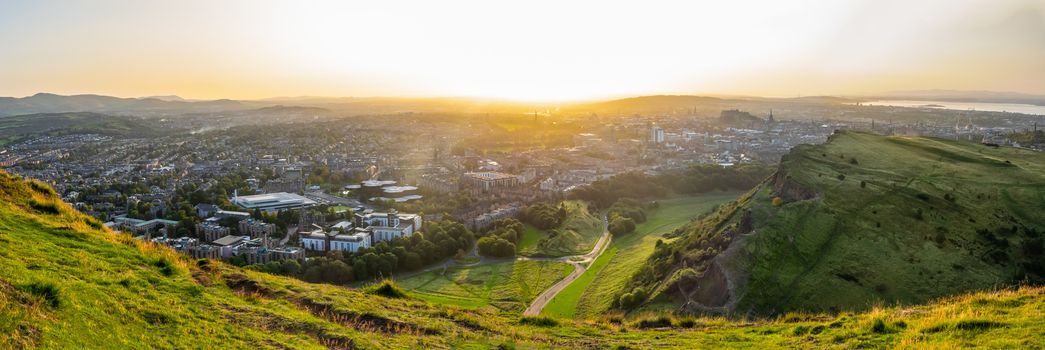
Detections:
[522, 216, 610, 316]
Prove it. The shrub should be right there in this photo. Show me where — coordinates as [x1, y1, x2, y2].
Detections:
[836, 174, 846, 181]
[635, 316, 673, 329]
[849, 157, 859, 165]
[518, 316, 559, 327]
[154, 257, 177, 277]
[676, 318, 698, 328]
[616, 286, 647, 310]
[771, 197, 783, 207]
[870, 318, 888, 333]
[366, 279, 408, 298]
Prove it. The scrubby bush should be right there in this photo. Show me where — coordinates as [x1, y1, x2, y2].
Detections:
[366, 279, 408, 298]
[634, 316, 673, 329]
[616, 287, 647, 310]
[518, 316, 559, 327]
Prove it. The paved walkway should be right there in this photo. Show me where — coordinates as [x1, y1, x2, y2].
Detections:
[522, 216, 610, 316]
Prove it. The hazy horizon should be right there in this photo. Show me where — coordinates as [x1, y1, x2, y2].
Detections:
[2, 0, 1044, 102]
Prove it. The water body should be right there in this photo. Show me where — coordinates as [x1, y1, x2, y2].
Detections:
[861, 100, 1045, 116]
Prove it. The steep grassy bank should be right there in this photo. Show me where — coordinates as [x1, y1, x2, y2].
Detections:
[627, 131, 1045, 316]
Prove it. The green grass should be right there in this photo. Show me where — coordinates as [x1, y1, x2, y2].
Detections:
[397, 260, 572, 313]
[541, 193, 741, 319]
[638, 131, 1045, 315]
[528, 200, 603, 257]
[0, 169, 1043, 348]
[328, 205, 351, 213]
[515, 224, 544, 254]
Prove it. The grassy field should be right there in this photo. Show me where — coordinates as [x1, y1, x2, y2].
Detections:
[515, 224, 544, 254]
[1, 169, 1044, 348]
[541, 192, 742, 319]
[396, 260, 572, 313]
[525, 200, 602, 257]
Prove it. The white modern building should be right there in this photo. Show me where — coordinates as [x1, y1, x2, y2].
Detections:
[231, 191, 316, 213]
[300, 229, 373, 253]
[354, 209, 422, 242]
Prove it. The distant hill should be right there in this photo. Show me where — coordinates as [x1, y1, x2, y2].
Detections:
[138, 95, 186, 102]
[627, 131, 1045, 315]
[0, 112, 159, 145]
[0, 93, 255, 117]
[0, 159, 1044, 347]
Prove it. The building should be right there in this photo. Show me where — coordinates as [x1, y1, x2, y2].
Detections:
[300, 229, 372, 253]
[231, 191, 316, 213]
[461, 172, 521, 192]
[238, 218, 276, 239]
[354, 209, 422, 242]
[650, 126, 665, 144]
[195, 221, 231, 242]
[112, 215, 179, 237]
[211, 235, 250, 258]
[469, 205, 521, 231]
[194, 203, 219, 218]
[417, 174, 459, 193]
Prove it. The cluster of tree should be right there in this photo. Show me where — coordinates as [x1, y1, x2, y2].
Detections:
[477, 218, 525, 257]
[391, 190, 475, 216]
[307, 164, 365, 188]
[519, 202, 567, 229]
[250, 220, 475, 284]
[571, 164, 771, 208]
[607, 198, 648, 236]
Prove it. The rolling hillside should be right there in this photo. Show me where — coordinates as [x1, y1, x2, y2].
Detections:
[0, 112, 160, 145]
[627, 131, 1045, 316]
[0, 165, 1044, 348]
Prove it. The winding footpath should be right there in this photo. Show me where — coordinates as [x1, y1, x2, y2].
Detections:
[384, 216, 612, 316]
[522, 217, 611, 316]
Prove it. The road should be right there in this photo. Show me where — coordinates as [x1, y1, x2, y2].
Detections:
[522, 216, 610, 316]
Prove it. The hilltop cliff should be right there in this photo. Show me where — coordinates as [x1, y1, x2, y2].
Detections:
[628, 130, 1045, 315]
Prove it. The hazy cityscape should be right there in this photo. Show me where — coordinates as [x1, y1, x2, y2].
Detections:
[2, 0, 1044, 349]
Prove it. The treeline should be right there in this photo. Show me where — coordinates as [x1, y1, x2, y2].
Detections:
[570, 163, 771, 208]
[519, 202, 567, 229]
[477, 218, 525, 258]
[249, 220, 475, 284]
[608, 199, 650, 236]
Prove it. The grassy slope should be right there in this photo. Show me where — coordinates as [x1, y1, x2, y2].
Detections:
[527, 200, 602, 257]
[641, 131, 1045, 315]
[571, 193, 741, 318]
[397, 260, 572, 313]
[0, 170, 1043, 348]
[515, 224, 544, 254]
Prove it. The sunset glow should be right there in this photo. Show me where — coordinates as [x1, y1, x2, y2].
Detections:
[2, 0, 1044, 101]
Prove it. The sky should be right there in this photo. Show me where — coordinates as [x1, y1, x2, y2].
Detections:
[1, 0, 1044, 102]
